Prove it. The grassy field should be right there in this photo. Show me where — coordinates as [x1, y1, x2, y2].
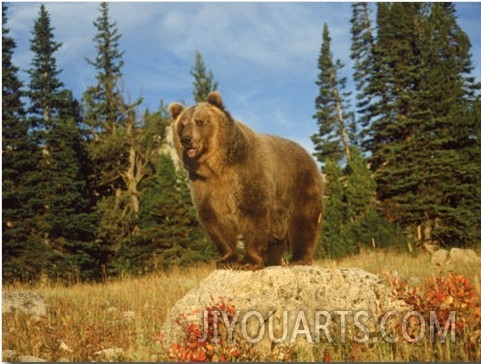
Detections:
[2, 250, 480, 362]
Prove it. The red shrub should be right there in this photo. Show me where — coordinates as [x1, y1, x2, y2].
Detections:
[165, 297, 242, 362]
[388, 272, 481, 358]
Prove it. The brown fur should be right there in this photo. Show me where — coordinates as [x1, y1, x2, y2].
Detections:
[169, 91, 323, 269]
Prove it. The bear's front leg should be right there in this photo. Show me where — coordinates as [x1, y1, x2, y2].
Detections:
[264, 239, 287, 266]
[207, 226, 240, 269]
[216, 251, 240, 269]
[197, 205, 240, 269]
[239, 225, 269, 270]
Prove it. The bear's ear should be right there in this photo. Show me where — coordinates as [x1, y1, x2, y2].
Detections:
[168, 103, 184, 120]
[206, 91, 224, 110]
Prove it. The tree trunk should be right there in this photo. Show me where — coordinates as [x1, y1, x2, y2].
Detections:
[125, 117, 139, 216]
[333, 84, 351, 160]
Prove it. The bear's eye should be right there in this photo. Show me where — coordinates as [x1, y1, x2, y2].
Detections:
[195, 119, 204, 127]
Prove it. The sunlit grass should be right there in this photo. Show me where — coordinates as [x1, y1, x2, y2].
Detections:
[3, 263, 214, 361]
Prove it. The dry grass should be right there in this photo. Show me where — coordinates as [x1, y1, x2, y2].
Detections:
[2, 250, 480, 362]
[2, 263, 214, 361]
[320, 248, 480, 284]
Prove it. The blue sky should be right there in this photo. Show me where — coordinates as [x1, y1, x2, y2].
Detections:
[5, 2, 481, 153]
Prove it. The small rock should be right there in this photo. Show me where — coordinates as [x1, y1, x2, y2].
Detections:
[2, 349, 19, 361]
[2, 291, 47, 316]
[431, 249, 448, 266]
[29, 315, 44, 323]
[106, 306, 118, 313]
[59, 340, 72, 352]
[94, 347, 124, 361]
[123, 310, 135, 320]
[18, 355, 47, 362]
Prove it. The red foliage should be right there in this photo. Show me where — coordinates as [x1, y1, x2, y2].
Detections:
[165, 297, 241, 362]
[323, 349, 331, 362]
[388, 272, 481, 356]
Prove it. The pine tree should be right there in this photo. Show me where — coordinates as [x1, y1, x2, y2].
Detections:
[190, 51, 218, 103]
[311, 23, 353, 164]
[310, 18, 404, 258]
[315, 147, 400, 258]
[134, 154, 214, 272]
[84, 1, 124, 134]
[412, 3, 481, 246]
[24, 4, 98, 281]
[83, 2, 126, 199]
[350, 2, 375, 134]
[82, 1, 129, 265]
[365, 3, 481, 247]
[27, 5, 63, 133]
[316, 159, 352, 259]
[311, 22, 389, 258]
[83, 3, 170, 275]
[364, 3, 425, 163]
[2, 4, 37, 282]
[344, 148, 405, 250]
[363, 2, 424, 203]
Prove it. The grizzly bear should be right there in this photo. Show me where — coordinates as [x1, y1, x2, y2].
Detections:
[169, 91, 323, 269]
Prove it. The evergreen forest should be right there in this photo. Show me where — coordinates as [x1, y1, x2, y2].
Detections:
[3, 3, 480, 283]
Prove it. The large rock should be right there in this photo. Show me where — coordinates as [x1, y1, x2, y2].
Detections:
[447, 248, 481, 265]
[430, 248, 481, 267]
[2, 291, 47, 316]
[161, 266, 408, 352]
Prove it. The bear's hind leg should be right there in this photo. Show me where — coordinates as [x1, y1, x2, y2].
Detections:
[288, 211, 320, 266]
[239, 250, 264, 270]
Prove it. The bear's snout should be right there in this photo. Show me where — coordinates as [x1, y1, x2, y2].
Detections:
[180, 135, 193, 148]
[180, 134, 199, 158]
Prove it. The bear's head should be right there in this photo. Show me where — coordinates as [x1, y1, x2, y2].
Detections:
[169, 91, 233, 162]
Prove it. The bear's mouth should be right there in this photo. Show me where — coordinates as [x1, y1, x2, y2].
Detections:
[186, 147, 198, 158]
